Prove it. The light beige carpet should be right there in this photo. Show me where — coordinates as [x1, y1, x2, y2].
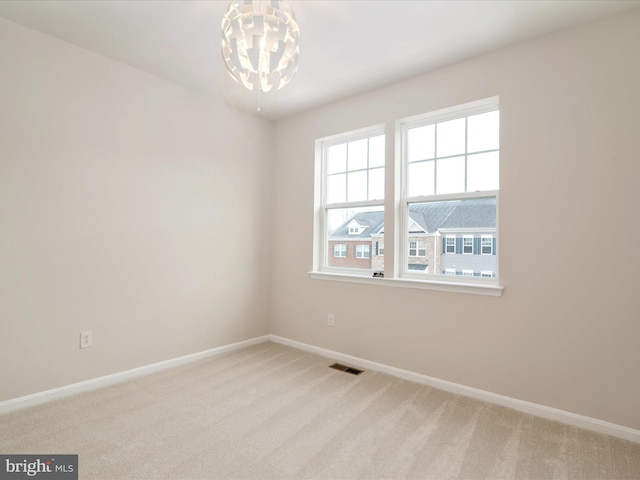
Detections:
[1, 341, 639, 479]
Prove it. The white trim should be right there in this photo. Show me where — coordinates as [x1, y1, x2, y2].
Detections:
[445, 235, 456, 254]
[0, 335, 270, 415]
[309, 270, 503, 296]
[269, 335, 640, 444]
[398, 96, 499, 130]
[481, 234, 493, 255]
[463, 235, 474, 254]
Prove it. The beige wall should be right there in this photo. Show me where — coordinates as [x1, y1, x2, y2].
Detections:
[0, 18, 272, 401]
[271, 10, 640, 430]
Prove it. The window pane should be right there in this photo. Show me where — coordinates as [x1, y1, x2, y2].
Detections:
[355, 244, 371, 258]
[408, 124, 435, 161]
[446, 236, 455, 253]
[406, 198, 496, 277]
[463, 236, 473, 254]
[347, 170, 367, 202]
[348, 139, 368, 171]
[436, 156, 465, 194]
[327, 143, 346, 174]
[326, 173, 346, 203]
[408, 161, 434, 197]
[467, 110, 499, 153]
[369, 135, 385, 167]
[326, 206, 384, 271]
[467, 151, 499, 192]
[368, 167, 384, 200]
[436, 118, 465, 157]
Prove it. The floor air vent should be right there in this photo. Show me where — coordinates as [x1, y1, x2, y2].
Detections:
[329, 363, 364, 375]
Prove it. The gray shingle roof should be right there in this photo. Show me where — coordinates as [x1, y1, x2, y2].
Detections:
[413, 197, 496, 232]
[329, 198, 495, 238]
[330, 211, 384, 238]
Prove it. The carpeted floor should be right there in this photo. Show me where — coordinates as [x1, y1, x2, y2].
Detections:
[1, 341, 639, 479]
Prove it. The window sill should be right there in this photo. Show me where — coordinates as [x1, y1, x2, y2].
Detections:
[309, 271, 503, 296]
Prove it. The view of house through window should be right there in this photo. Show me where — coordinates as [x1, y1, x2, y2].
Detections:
[326, 206, 384, 270]
[316, 97, 499, 286]
[403, 99, 499, 279]
[322, 129, 385, 272]
[405, 198, 497, 277]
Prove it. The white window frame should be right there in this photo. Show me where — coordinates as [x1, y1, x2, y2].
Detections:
[408, 240, 426, 257]
[399, 97, 499, 289]
[445, 235, 456, 254]
[463, 269, 474, 277]
[311, 98, 502, 297]
[481, 235, 493, 255]
[355, 244, 371, 259]
[463, 235, 473, 255]
[313, 125, 385, 276]
[333, 244, 347, 258]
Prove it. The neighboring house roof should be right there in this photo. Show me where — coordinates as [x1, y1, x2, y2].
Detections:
[416, 197, 496, 232]
[330, 211, 384, 238]
[329, 198, 495, 238]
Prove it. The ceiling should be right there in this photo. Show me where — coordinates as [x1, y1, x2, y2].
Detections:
[1, 0, 638, 119]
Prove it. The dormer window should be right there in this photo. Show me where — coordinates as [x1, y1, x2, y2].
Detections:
[347, 220, 367, 235]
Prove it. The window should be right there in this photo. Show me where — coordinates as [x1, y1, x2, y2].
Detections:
[409, 240, 426, 257]
[402, 97, 498, 282]
[333, 244, 347, 258]
[463, 236, 473, 254]
[481, 235, 493, 255]
[317, 126, 385, 272]
[355, 244, 370, 259]
[445, 236, 455, 254]
[313, 97, 500, 295]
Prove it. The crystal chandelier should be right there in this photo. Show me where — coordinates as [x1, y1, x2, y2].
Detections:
[221, 0, 300, 108]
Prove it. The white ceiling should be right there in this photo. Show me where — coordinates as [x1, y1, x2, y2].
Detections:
[1, 0, 638, 119]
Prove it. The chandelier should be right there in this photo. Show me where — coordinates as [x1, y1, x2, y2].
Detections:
[221, 0, 300, 108]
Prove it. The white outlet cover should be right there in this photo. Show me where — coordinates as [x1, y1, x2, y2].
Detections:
[80, 331, 93, 349]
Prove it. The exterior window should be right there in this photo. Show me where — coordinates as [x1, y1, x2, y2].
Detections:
[482, 235, 493, 255]
[409, 240, 426, 257]
[317, 126, 385, 272]
[445, 236, 455, 254]
[403, 97, 498, 281]
[355, 244, 370, 259]
[463, 236, 473, 254]
[313, 97, 499, 291]
[333, 244, 347, 258]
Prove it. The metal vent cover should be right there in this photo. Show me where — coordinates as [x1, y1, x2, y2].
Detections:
[329, 363, 364, 375]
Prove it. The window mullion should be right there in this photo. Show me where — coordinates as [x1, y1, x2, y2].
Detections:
[464, 116, 468, 193]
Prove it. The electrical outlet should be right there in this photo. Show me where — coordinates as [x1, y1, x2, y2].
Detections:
[80, 331, 93, 349]
[328, 313, 334, 327]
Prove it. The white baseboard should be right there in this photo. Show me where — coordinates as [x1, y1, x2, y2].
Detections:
[269, 334, 640, 444]
[0, 335, 270, 415]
